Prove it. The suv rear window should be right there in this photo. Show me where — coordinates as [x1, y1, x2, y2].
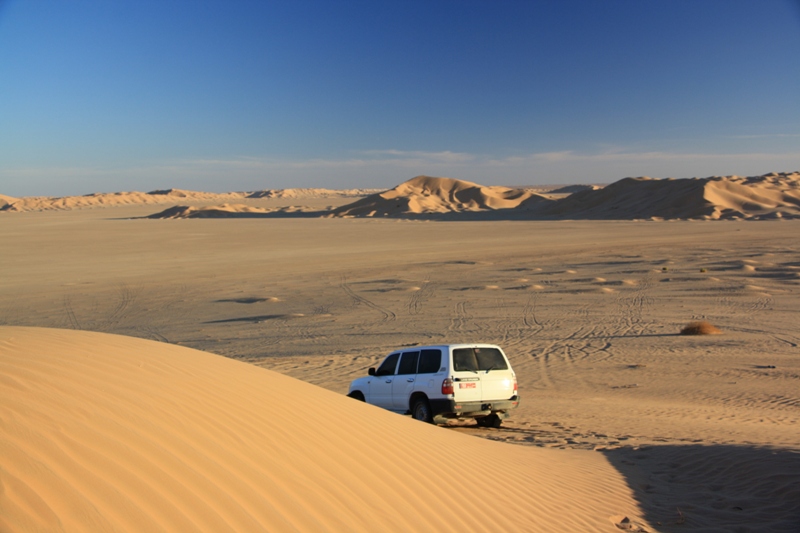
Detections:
[475, 347, 508, 371]
[453, 347, 508, 372]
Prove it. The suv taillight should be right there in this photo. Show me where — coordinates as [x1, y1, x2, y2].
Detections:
[441, 378, 454, 395]
[513, 377, 518, 394]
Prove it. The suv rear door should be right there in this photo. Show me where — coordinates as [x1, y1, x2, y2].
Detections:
[473, 346, 515, 401]
[392, 351, 419, 410]
[451, 347, 483, 403]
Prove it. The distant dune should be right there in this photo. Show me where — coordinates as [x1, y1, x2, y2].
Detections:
[0, 188, 378, 212]
[329, 175, 548, 217]
[0, 189, 244, 212]
[535, 172, 800, 220]
[4, 172, 799, 220]
[0, 327, 648, 532]
[330, 172, 800, 220]
[545, 184, 603, 195]
[247, 187, 371, 199]
[146, 203, 317, 219]
[148, 171, 800, 220]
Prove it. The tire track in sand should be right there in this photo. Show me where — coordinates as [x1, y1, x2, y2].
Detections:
[340, 277, 397, 323]
[406, 279, 436, 316]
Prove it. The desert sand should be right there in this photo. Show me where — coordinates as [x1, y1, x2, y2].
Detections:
[2, 175, 799, 531]
[1, 326, 647, 532]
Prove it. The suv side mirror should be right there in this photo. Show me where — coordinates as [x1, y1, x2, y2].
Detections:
[368, 367, 376, 376]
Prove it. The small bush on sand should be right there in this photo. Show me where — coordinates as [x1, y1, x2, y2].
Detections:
[680, 320, 722, 335]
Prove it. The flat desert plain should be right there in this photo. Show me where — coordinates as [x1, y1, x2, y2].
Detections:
[2, 185, 800, 532]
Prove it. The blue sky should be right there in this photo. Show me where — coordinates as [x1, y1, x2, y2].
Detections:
[1, 0, 799, 196]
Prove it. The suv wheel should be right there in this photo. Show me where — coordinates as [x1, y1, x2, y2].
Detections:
[411, 398, 433, 423]
[347, 391, 365, 401]
[476, 413, 502, 428]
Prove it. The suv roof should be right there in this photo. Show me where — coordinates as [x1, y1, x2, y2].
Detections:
[390, 343, 501, 352]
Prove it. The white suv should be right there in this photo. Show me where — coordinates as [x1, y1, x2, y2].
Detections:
[347, 344, 519, 427]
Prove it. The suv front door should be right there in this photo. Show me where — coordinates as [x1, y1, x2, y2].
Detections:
[370, 353, 399, 409]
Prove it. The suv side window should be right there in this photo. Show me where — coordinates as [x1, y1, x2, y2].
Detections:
[417, 349, 442, 374]
[397, 351, 420, 375]
[475, 347, 508, 370]
[375, 353, 400, 376]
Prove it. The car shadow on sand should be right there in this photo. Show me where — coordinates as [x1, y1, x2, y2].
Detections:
[601, 444, 800, 532]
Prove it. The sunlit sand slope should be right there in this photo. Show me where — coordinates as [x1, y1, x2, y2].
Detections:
[0, 327, 646, 532]
[0, 194, 17, 208]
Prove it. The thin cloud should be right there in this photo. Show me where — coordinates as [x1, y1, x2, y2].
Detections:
[2, 148, 798, 197]
[358, 149, 475, 163]
[726, 133, 800, 140]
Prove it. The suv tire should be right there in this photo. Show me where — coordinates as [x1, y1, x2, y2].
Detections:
[477, 413, 502, 428]
[411, 398, 433, 423]
[347, 391, 365, 401]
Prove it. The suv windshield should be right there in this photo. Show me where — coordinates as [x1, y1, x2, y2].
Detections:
[453, 347, 508, 372]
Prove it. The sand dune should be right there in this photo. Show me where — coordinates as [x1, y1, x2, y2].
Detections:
[0, 193, 18, 209]
[546, 184, 603, 194]
[327, 172, 800, 220]
[0, 326, 648, 532]
[326, 172, 800, 220]
[247, 188, 375, 199]
[536, 172, 800, 220]
[0, 189, 245, 212]
[145, 203, 315, 219]
[0, 188, 379, 212]
[5, 172, 799, 220]
[330, 175, 548, 217]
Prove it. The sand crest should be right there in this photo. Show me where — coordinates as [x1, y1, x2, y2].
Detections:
[1, 327, 646, 532]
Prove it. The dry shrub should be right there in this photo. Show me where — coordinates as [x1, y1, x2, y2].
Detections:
[680, 320, 722, 335]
